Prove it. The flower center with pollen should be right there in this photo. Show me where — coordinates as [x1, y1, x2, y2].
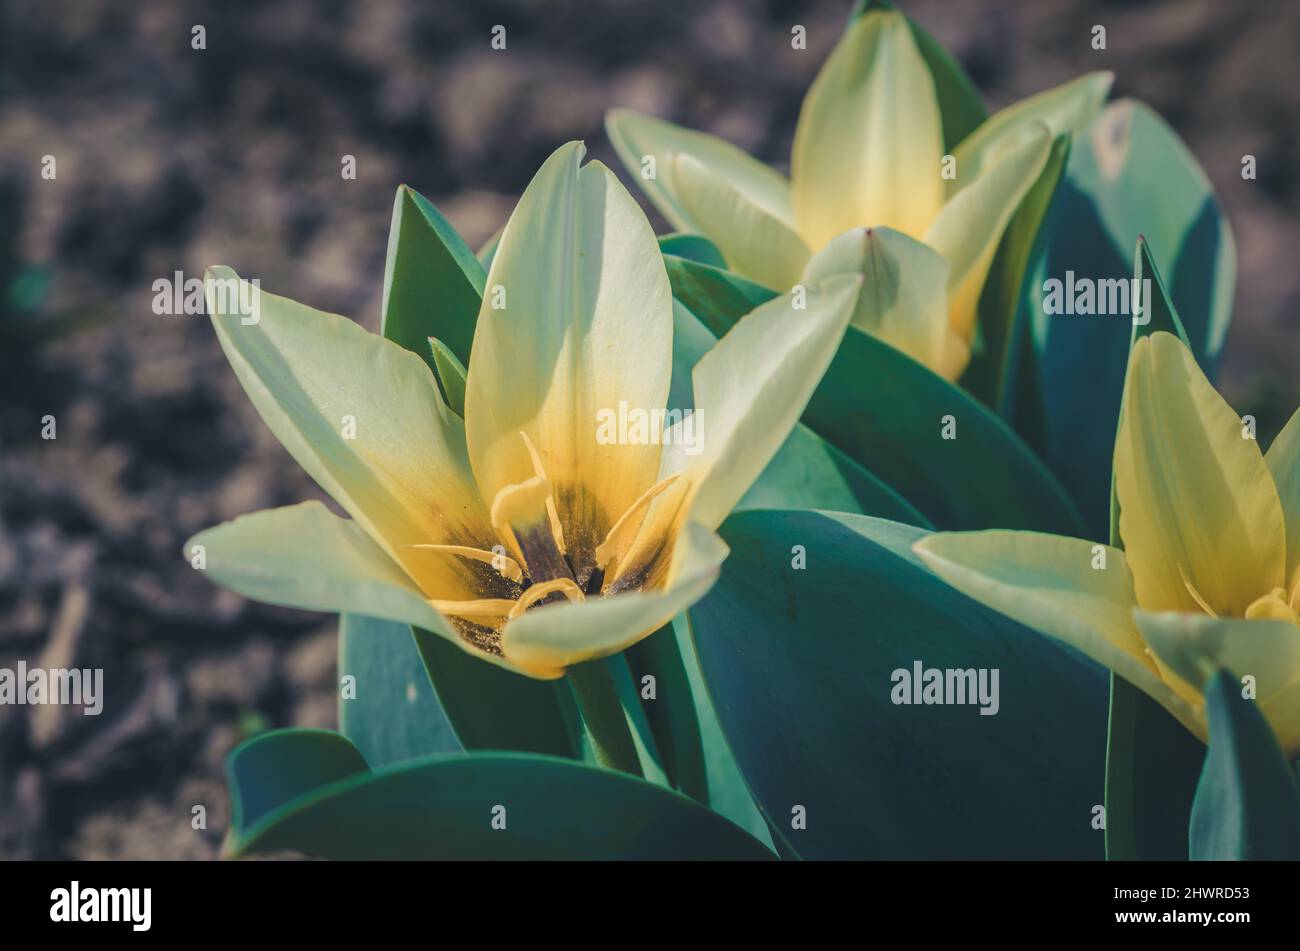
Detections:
[406, 431, 682, 658]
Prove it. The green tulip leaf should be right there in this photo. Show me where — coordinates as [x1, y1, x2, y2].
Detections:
[602, 652, 670, 784]
[228, 728, 370, 831]
[737, 424, 929, 526]
[659, 232, 727, 268]
[382, 185, 485, 367]
[804, 327, 1085, 533]
[427, 336, 468, 416]
[226, 739, 775, 860]
[663, 254, 777, 339]
[408, 627, 584, 758]
[670, 613, 773, 848]
[1103, 678, 1205, 860]
[337, 614, 461, 768]
[1008, 99, 1235, 539]
[1189, 669, 1300, 860]
[623, 623, 709, 803]
[686, 508, 1108, 859]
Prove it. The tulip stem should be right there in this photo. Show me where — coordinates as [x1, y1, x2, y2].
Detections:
[567, 660, 643, 777]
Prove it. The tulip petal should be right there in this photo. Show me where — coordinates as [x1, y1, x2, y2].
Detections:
[1135, 611, 1300, 751]
[677, 277, 861, 531]
[952, 72, 1112, 191]
[464, 142, 673, 577]
[610, 279, 859, 586]
[203, 267, 493, 599]
[914, 530, 1201, 734]
[1115, 332, 1286, 616]
[671, 153, 810, 291]
[1264, 404, 1300, 587]
[501, 521, 728, 673]
[604, 108, 795, 236]
[924, 123, 1051, 341]
[791, 9, 944, 249]
[802, 226, 951, 373]
[186, 502, 532, 676]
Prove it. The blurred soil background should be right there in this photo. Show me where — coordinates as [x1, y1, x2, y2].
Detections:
[0, 0, 1296, 858]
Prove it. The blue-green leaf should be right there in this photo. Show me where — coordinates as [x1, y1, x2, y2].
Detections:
[227, 729, 369, 832]
[659, 232, 727, 268]
[1008, 100, 1235, 539]
[382, 185, 485, 367]
[337, 614, 461, 768]
[227, 738, 774, 860]
[687, 509, 1107, 859]
[1190, 669, 1300, 860]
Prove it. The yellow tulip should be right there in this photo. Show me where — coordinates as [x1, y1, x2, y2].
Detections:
[188, 141, 859, 681]
[915, 331, 1300, 755]
[606, 8, 1111, 379]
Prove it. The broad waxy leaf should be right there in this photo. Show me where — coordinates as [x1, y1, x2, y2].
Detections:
[804, 326, 1084, 534]
[226, 732, 774, 860]
[427, 337, 467, 416]
[382, 185, 485, 367]
[1008, 100, 1235, 540]
[670, 612, 773, 846]
[337, 613, 461, 768]
[623, 623, 709, 802]
[658, 231, 728, 268]
[409, 627, 584, 758]
[663, 254, 777, 339]
[1104, 678, 1204, 860]
[1189, 669, 1300, 860]
[686, 509, 1107, 859]
[228, 729, 370, 832]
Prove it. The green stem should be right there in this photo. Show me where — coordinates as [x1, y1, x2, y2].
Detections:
[566, 660, 642, 776]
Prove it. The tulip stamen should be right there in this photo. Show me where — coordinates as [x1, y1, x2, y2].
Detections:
[507, 578, 585, 619]
[1178, 564, 1219, 618]
[402, 543, 524, 584]
[490, 476, 573, 584]
[519, 430, 567, 555]
[593, 473, 681, 580]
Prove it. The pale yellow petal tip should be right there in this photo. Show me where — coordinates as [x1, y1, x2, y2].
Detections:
[848, 5, 909, 33]
[604, 107, 641, 130]
[911, 533, 952, 572]
[556, 139, 587, 164]
[203, 265, 237, 284]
